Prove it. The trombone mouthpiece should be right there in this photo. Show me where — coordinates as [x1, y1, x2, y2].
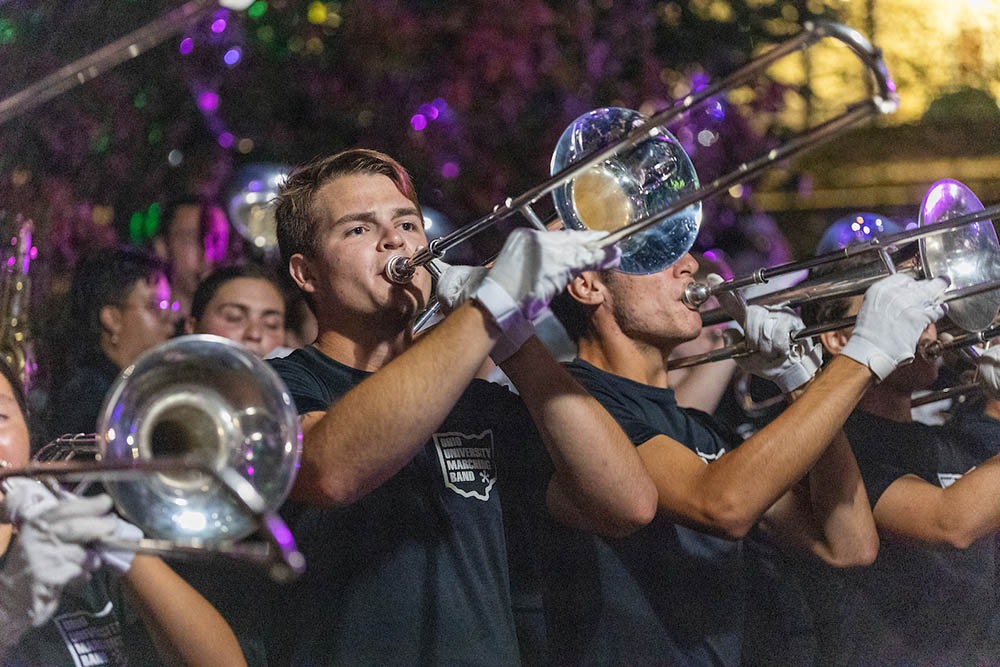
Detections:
[385, 256, 416, 284]
[683, 281, 711, 310]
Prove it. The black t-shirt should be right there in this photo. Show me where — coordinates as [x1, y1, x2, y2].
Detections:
[815, 411, 999, 666]
[46, 353, 119, 441]
[544, 359, 743, 667]
[0, 540, 161, 666]
[265, 345, 549, 666]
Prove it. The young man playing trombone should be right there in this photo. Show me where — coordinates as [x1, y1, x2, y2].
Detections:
[545, 250, 947, 665]
[264, 148, 659, 665]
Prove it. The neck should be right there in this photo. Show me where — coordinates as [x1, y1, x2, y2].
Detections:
[857, 383, 912, 422]
[577, 331, 670, 389]
[0, 523, 10, 558]
[313, 317, 414, 372]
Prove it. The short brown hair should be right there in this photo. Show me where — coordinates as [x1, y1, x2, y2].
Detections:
[273, 149, 421, 273]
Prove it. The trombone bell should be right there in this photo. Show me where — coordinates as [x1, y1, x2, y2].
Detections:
[572, 166, 633, 233]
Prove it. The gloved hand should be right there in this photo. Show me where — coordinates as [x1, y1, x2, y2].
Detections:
[438, 265, 533, 363]
[840, 273, 949, 381]
[439, 229, 620, 361]
[976, 345, 1000, 396]
[0, 479, 118, 651]
[94, 516, 143, 574]
[707, 274, 821, 393]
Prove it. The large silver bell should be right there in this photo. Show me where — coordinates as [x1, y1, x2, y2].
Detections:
[97, 335, 301, 544]
[550, 107, 702, 274]
[919, 179, 1000, 332]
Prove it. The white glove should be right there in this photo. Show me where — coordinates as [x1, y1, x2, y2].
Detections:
[441, 229, 620, 359]
[707, 274, 821, 393]
[841, 273, 949, 381]
[437, 265, 533, 363]
[976, 345, 1000, 396]
[94, 516, 142, 574]
[0, 480, 118, 650]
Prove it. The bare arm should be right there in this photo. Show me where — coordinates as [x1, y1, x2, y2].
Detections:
[759, 429, 878, 566]
[123, 555, 246, 667]
[670, 329, 737, 413]
[500, 337, 657, 538]
[872, 455, 1000, 549]
[638, 355, 874, 539]
[292, 302, 500, 505]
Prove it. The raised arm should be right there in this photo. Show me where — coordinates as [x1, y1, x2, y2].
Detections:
[637, 355, 873, 539]
[293, 301, 500, 505]
[500, 336, 657, 538]
[646, 273, 947, 540]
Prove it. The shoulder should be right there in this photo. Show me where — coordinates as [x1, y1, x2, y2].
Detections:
[268, 347, 365, 415]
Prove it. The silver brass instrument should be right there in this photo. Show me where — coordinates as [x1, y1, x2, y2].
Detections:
[673, 180, 1000, 370]
[0, 335, 305, 581]
[0, 217, 35, 391]
[386, 21, 898, 284]
[225, 163, 290, 257]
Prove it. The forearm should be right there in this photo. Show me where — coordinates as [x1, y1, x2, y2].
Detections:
[671, 358, 736, 412]
[294, 303, 499, 504]
[760, 431, 878, 566]
[123, 556, 246, 667]
[700, 355, 874, 527]
[502, 337, 657, 536]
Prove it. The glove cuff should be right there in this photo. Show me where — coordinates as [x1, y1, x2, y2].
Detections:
[772, 343, 823, 393]
[841, 335, 900, 382]
[473, 277, 533, 346]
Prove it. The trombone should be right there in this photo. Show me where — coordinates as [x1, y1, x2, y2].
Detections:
[672, 180, 1000, 370]
[386, 20, 898, 285]
[0, 335, 306, 582]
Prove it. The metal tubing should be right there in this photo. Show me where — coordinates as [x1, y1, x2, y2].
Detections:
[0, 0, 216, 125]
[387, 20, 898, 282]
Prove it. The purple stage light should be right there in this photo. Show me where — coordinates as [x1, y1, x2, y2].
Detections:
[419, 103, 438, 120]
[224, 47, 242, 65]
[410, 114, 428, 131]
[218, 132, 235, 147]
[198, 91, 220, 112]
[441, 162, 459, 179]
[211, 18, 227, 33]
[179, 37, 194, 54]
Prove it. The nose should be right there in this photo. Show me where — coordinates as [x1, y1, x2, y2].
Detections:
[674, 252, 698, 276]
[379, 225, 405, 251]
[244, 318, 263, 344]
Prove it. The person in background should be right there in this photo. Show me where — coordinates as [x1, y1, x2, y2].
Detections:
[185, 265, 286, 359]
[45, 247, 175, 441]
[0, 357, 247, 666]
[154, 199, 231, 322]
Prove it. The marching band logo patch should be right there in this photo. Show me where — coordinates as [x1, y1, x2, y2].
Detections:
[53, 601, 128, 667]
[433, 430, 496, 501]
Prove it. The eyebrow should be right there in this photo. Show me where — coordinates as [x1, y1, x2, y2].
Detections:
[330, 207, 422, 230]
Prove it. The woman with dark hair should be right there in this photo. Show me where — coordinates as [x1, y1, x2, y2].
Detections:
[0, 357, 247, 666]
[185, 264, 285, 359]
[46, 247, 176, 439]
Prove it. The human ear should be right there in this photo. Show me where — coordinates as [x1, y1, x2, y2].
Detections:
[288, 254, 318, 295]
[99, 304, 123, 337]
[567, 271, 606, 307]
